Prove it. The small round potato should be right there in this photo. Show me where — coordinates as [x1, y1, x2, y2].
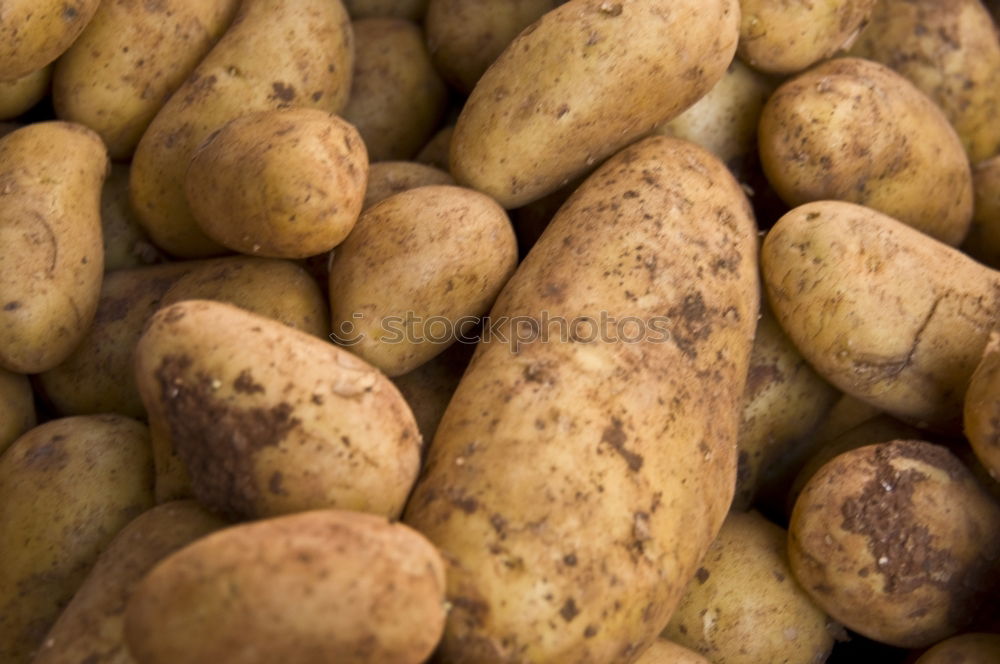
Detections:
[634, 640, 712, 664]
[915, 633, 1000, 664]
[187, 109, 369, 258]
[0, 368, 35, 454]
[0, 65, 51, 120]
[416, 125, 453, 171]
[0, 0, 101, 81]
[363, 161, 455, 209]
[964, 332, 1000, 481]
[963, 154, 1000, 268]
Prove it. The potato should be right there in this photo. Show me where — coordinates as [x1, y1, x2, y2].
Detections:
[135, 300, 421, 519]
[634, 640, 712, 664]
[124, 510, 445, 664]
[343, 0, 428, 21]
[0, 368, 35, 454]
[404, 137, 759, 662]
[363, 161, 454, 209]
[789, 440, 1000, 648]
[32, 501, 224, 664]
[0, 122, 107, 374]
[416, 124, 453, 171]
[915, 633, 1000, 664]
[849, 0, 1000, 163]
[737, 0, 875, 74]
[129, 0, 353, 258]
[962, 154, 1000, 268]
[759, 58, 973, 246]
[186, 109, 368, 258]
[329, 185, 517, 376]
[425, 0, 561, 93]
[341, 19, 446, 162]
[0, 65, 51, 120]
[101, 164, 165, 272]
[761, 200, 1000, 429]
[664, 511, 835, 664]
[0, 0, 100, 81]
[450, 0, 740, 209]
[392, 339, 474, 445]
[964, 332, 1000, 481]
[0, 416, 154, 663]
[53, 0, 240, 159]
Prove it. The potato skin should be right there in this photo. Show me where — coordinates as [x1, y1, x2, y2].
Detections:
[450, 0, 740, 209]
[849, 0, 1000, 163]
[633, 640, 712, 664]
[759, 57, 973, 246]
[0, 368, 35, 454]
[964, 332, 1000, 480]
[416, 125, 453, 171]
[53, 0, 240, 159]
[761, 200, 1000, 429]
[664, 511, 834, 664]
[0, 122, 107, 374]
[0, 65, 51, 120]
[789, 440, 1000, 648]
[129, 0, 354, 258]
[100, 165, 165, 272]
[392, 339, 474, 445]
[0, 416, 154, 663]
[915, 633, 1000, 664]
[404, 137, 759, 663]
[363, 161, 454, 209]
[343, 0, 428, 21]
[0, 0, 101, 81]
[32, 501, 224, 664]
[963, 154, 1000, 268]
[124, 510, 447, 664]
[329, 185, 517, 376]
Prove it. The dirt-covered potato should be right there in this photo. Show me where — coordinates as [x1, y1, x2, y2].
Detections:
[392, 339, 474, 445]
[0, 368, 35, 454]
[963, 154, 1000, 268]
[664, 511, 835, 664]
[329, 185, 517, 376]
[0, 122, 107, 374]
[849, 0, 1000, 163]
[915, 633, 1000, 664]
[964, 332, 1000, 481]
[404, 137, 759, 662]
[759, 57, 973, 246]
[136, 300, 421, 519]
[363, 161, 454, 209]
[425, 0, 561, 93]
[0, 65, 51, 120]
[53, 0, 240, 159]
[0, 416, 154, 663]
[761, 200, 1000, 429]
[101, 164, 165, 272]
[0, 0, 100, 81]
[124, 510, 446, 664]
[416, 124, 453, 171]
[634, 640, 712, 664]
[789, 440, 1000, 648]
[343, 0, 428, 21]
[129, 0, 354, 258]
[32, 501, 224, 664]
[341, 19, 446, 162]
[450, 0, 740, 208]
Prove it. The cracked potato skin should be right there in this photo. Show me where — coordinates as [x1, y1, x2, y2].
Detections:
[404, 136, 759, 663]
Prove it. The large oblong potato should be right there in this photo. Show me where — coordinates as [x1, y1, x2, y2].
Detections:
[404, 136, 759, 662]
[789, 440, 1000, 648]
[124, 510, 447, 664]
[450, 0, 740, 209]
[762, 200, 1000, 429]
[0, 65, 51, 120]
[0, 368, 35, 454]
[759, 57, 973, 246]
[0, 0, 100, 81]
[0, 122, 107, 374]
[129, 0, 354, 258]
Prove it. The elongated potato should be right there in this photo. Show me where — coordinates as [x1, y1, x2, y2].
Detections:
[849, 0, 1000, 163]
[0, 368, 35, 454]
[759, 58, 973, 246]
[404, 137, 759, 662]
[53, 0, 240, 159]
[0, 65, 51, 120]
[129, 0, 353, 257]
[916, 633, 1000, 664]
[963, 154, 1000, 268]
[125, 510, 446, 664]
[0, 416, 154, 663]
[634, 640, 712, 664]
[762, 201, 1000, 429]
[450, 0, 740, 208]
[100, 164, 165, 272]
[136, 300, 421, 520]
[363, 161, 454, 209]
[0, 122, 107, 374]
[32, 501, 224, 664]
[964, 332, 1000, 480]
[0, 0, 100, 81]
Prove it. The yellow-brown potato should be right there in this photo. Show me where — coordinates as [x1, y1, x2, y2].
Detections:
[664, 511, 835, 664]
[0, 122, 107, 374]
[124, 510, 446, 664]
[849, 0, 1000, 163]
[101, 164, 165, 272]
[759, 58, 973, 246]
[0, 0, 100, 81]
[32, 501, 224, 664]
[450, 0, 740, 209]
[0, 65, 51, 120]
[425, 0, 562, 93]
[0, 416, 154, 663]
[416, 124, 453, 171]
[53, 0, 240, 159]
[392, 339, 474, 445]
[963, 154, 1000, 268]
[633, 640, 712, 664]
[964, 332, 1000, 481]
[789, 440, 1000, 648]
[737, 0, 875, 74]
[329, 185, 517, 376]
[186, 109, 368, 258]
[135, 300, 421, 520]
[363, 161, 455, 209]
[129, 0, 354, 258]
[761, 200, 1000, 429]
[343, 0, 428, 21]
[341, 19, 447, 162]
[916, 633, 1000, 664]
[404, 137, 759, 662]
[0, 368, 35, 454]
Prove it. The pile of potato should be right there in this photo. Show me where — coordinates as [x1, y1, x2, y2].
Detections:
[2, 0, 1000, 663]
